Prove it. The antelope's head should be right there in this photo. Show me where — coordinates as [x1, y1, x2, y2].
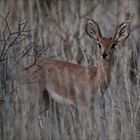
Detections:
[85, 19, 131, 61]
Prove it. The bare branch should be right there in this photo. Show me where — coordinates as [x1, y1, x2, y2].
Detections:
[0, 16, 34, 62]
[22, 49, 38, 71]
[124, 62, 140, 73]
[0, 11, 10, 20]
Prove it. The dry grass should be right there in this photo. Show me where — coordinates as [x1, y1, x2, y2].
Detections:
[0, 0, 140, 140]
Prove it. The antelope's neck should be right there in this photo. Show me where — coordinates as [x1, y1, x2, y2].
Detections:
[96, 59, 114, 93]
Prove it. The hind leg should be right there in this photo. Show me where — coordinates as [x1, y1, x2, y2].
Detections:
[39, 89, 50, 114]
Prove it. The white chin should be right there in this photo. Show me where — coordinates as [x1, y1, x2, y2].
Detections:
[101, 57, 110, 61]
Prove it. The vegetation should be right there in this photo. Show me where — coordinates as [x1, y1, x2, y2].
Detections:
[0, 0, 140, 140]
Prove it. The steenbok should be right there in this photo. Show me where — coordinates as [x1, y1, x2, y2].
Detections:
[24, 19, 130, 128]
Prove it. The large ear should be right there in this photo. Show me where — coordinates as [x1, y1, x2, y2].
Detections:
[85, 19, 102, 41]
[114, 21, 131, 42]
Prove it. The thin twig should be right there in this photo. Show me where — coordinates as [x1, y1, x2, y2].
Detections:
[124, 62, 140, 73]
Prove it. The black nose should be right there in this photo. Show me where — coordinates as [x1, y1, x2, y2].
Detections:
[102, 52, 107, 59]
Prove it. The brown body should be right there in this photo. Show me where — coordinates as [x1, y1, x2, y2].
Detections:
[27, 57, 113, 108]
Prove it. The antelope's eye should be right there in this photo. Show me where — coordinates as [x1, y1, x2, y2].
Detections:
[111, 44, 116, 49]
[98, 44, 101, 49]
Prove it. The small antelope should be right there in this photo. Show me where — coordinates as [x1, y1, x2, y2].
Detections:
[25, 19, 130, 125]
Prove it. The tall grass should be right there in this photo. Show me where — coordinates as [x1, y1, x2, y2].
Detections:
[0, 0, 140, 140]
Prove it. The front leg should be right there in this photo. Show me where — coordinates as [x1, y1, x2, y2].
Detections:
[80, 105, 97, 138]
[99, 96, 106, 118]
[39, 89, 50, 114]
[99, 96, 109, 140]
